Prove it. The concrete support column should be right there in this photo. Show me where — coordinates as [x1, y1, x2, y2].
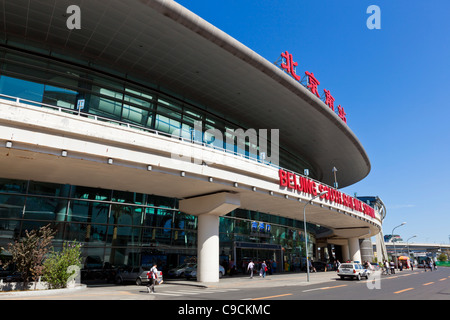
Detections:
[179, 192, 240, 283]
[197, 214, 220, 282]
[348, 237, 361, 262]
[342, 243, 350, 262]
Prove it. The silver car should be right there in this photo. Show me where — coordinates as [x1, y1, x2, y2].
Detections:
[115, 266, 163, 285]
[115, 266, 149, 284]
[136, 268, 163, 286]
[168, 263, 195, 278]
[185, 264, 225, 279]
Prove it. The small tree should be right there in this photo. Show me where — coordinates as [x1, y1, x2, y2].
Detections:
[437, 252, 448, 262]
[43, 241, 82, 289]
[5, 224, 55, 289]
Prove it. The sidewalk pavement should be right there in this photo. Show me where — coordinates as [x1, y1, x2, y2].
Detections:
[164, 270, 343, 289]
[164, 268, 419, 289]
[0, 270, 342, 299]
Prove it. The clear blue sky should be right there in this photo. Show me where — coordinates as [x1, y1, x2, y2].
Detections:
[174, 0, 450, 245]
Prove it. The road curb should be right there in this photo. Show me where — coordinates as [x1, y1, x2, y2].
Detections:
[0, 284, 87, 298]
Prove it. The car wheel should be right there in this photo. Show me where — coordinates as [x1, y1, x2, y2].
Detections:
[116, 277, 123, 285]
[136, 278, 142, 286]
[219, 271, 223, 279]
[340, 276, 345, 280]
[356, 274, 361, 281]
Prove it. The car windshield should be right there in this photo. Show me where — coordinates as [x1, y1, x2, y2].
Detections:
[340, 264, 354, 268]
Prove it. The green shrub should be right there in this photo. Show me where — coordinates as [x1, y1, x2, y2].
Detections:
[42, 241, 82, 289]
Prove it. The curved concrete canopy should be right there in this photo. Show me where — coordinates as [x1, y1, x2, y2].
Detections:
[0, 0, 370, 188]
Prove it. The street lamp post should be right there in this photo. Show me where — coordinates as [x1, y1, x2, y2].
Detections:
[392, 222, 406, 269]
[332, 167, 338, 189]
[407, 235, 417, 260]
[303, 190, 328, 282]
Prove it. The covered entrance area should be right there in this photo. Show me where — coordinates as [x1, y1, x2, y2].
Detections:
[234, 242, 283, 274]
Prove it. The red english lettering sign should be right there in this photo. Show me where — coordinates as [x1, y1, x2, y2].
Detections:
[278, 169, 375, 218]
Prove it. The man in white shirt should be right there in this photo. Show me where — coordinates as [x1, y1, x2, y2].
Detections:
[147, 264, 158, 293]
[247, 260, 255, 279]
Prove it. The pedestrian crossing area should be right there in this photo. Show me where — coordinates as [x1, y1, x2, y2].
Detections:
[151, 287, 240, 297]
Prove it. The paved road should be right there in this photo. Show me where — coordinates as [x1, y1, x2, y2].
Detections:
[1, 267, 449, 301]
[149, 268, 450, 301]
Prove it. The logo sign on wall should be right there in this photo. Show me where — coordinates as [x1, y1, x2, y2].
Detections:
[251, 221, 272, 238]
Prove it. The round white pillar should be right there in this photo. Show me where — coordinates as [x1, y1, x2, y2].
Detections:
[197, 214, 220, 282]
[348, 237, 361, 262]
[342, 243, 350, 262]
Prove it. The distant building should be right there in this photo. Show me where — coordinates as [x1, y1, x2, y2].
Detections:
[385, 235, 403, 243]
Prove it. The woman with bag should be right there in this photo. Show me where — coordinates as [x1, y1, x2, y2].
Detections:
[260, 261, 267, 278]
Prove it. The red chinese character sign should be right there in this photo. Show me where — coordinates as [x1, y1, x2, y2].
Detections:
[305, 71, 320, 98]
[338, 105, 347, 123]
[277, 51, 349, 124]
[280, 51, 301, 81]
[323, 89, 335, 111]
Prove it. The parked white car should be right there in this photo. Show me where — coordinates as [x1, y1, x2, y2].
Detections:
[337, 263, 370, 280]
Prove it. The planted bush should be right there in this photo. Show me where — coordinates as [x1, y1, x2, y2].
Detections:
[43, 241, 82, 289]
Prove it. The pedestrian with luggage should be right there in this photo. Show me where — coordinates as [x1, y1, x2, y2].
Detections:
[147, 264, 158, 293]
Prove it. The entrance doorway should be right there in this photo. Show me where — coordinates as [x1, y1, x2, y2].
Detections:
[234, 242, 283, 274]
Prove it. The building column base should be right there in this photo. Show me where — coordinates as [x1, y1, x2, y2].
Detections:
[179, 192, 240, 283]
[348, 237, 362, 262]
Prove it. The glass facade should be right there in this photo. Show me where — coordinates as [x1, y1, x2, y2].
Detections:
[0, 178, 323, 280]
[0, 44, 328, 280]
[0, 46, 318, 178]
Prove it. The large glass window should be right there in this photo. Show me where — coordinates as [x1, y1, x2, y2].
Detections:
[42, 84, 78, 109]
[0, 178, 28, 194]
[68, 200, 109, 224]
[0, 75, 44, 102]
[72, 186, 111, 202]
[0, 194, 24, 220]
[0, 176, 330, 277]
[155, 113, 181, 136]
[27, 181, 71, 198]
[23, 196, 67, 221]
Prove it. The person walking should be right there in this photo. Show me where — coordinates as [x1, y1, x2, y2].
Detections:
[247, 260, 255, 279]
[147, 264, 159, 293]
[390, 260, 395, 274]
[383, 260, 388, 275]
[309, 259, 316, 272]
[260, 261, 267, 278]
